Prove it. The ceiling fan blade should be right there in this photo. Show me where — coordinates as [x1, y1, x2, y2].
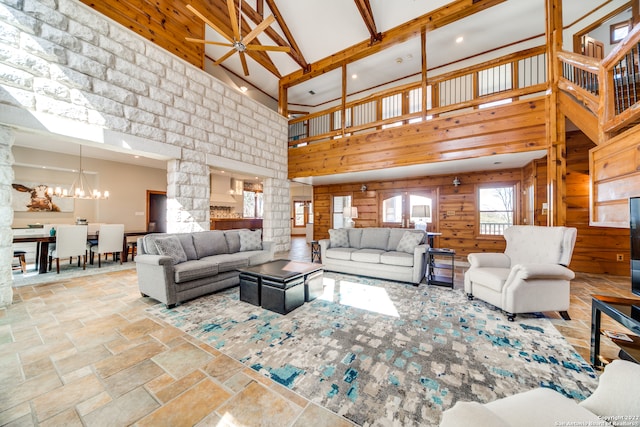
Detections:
[185, 37, 234, 47]
[226, 0, 241, 40]
[241, 14, 275, 45]
[244, 45, 291, 52]
[186, 4, 234, 44]
[239, 51, 249, 76]
[213, 48, 237, 66]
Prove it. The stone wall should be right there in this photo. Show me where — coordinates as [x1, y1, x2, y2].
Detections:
[0, 0, 290, 306]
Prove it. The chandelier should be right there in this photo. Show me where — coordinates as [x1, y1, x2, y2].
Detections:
[46, 146, 109, 199]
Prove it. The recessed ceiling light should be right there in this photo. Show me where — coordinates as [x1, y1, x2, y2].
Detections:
[351, 74, 357, 79]
[134, 155, 140, 159]
[456, 36, 464, 44]
[239, 86, 248, 93]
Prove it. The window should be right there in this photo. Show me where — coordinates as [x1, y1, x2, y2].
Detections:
[332, 195, 351, 228]
[611, 20, 631, 44]
[380, 191, 433, 228]
[478, 185, 515, 235]
[293, 201, 312, 226]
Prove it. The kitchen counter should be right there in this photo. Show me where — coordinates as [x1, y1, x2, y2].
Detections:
[210, 218, 263, 230]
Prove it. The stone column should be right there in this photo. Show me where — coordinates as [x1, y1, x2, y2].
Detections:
[0, 126, 15, 307]
[166, 158, 210, 233]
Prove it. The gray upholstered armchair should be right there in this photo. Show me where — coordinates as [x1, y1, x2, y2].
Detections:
[464, 225, 577, 321]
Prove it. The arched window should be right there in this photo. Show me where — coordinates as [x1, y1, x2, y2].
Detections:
[380, 190, 434, 229]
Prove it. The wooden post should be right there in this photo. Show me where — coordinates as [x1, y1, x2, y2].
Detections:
[341, 64, 347, 136]
[278, 82, 288, 118]
[545, 0, 567, 226]
[421, 27, 428, 121]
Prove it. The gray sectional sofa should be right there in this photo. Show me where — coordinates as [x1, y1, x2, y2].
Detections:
[135, 229, 275, 308]
[319, 227, 428, 284]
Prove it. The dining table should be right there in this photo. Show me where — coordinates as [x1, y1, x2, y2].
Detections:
[12, 230, 152, 274]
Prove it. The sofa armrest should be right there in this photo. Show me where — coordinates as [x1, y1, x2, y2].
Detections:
[319, 239, 330, 260]
[134, 253, 173, 266]
[468, 253, 511, 268]
[508, 263, 575, 281]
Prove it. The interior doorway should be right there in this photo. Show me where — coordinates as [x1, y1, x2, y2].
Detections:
[147, 190, 167, 233]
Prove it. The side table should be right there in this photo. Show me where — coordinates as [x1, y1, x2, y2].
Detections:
[311, 240, 321, 263]
[428, 248, 455, 288]
[590, 295, 640, 368]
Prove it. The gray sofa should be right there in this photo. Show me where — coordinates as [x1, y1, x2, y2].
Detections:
[319, 228, 428, 284]
[135, 229, 275, 308]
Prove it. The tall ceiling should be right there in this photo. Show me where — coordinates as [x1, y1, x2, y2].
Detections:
[196, 0, 626, 111]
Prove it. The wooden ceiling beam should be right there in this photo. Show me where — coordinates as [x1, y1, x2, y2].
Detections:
[353, 0, 381, 43]
[238, 14, 281, 77]
[280, 0, 507, 89]
[262, 0, 309, 70]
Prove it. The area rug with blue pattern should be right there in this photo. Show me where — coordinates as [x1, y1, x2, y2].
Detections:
[148, 272, 598, 426]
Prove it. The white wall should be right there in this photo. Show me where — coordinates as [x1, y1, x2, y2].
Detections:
[12, 146, 167, 230]
[0, 0, 290, 307]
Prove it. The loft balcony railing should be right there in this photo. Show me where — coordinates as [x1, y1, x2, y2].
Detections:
[558, 24, 640, 140]
[288, 46, 547, 147]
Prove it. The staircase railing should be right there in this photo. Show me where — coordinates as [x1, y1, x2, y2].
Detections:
[601, 23, 640, 135]
[288, 46, 547, 147]
[557, 24, 640, 141]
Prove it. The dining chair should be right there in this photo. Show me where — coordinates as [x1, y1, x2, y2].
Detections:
[13, 250, 27, 273]
[48, 225, 88, 274]
[88, 224, 124, 267]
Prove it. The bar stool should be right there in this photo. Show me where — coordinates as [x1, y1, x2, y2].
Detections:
[13, 250, 27, 273]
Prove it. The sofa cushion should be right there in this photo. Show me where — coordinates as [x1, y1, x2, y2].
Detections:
[240, 229, 262, 251]
[380, 251, 414, 267]
[579, 359, 640, 426]
[193, 231, 229, 259]
[440, 401, 510, 427]
[351, 249, 384, 263]
[154, 235, 187, 265]
[175, 233, 198, 260]
[325, 247, 357, 260]
[396, 231, 424, 253]
[329, 229, 350, 248]
[201, 253, 250, 272]
[225, 230, 241, 253]
[467, 267, 510, 292]
[348, 229, 363, 249]
[173, 259, 219, 283]
[360, 228, 390, 250]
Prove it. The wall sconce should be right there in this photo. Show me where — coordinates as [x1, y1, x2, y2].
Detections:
[452, 177, 461, 187]
[361, 184, 367, 192]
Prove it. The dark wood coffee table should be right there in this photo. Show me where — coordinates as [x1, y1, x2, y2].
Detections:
[239, 259, 324, 314]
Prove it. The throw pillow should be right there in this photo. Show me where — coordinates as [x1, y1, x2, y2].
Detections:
[329, 228, 349, 248]
[579, 359, 640, 426]
[239, 229, 262, 251]
[154, 235, 187, 265]
[396, 231, 424, 253]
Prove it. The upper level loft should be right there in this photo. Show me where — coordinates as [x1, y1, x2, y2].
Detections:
[287, 7, 640, 228]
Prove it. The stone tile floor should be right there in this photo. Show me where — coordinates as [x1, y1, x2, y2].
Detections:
[0, 237, 635, 425]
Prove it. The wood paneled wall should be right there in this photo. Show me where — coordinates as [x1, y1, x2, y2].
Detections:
[289, 98, 547, 180]
[314, 138, 631, 276]
[80, 0, 207, 68]
[566, 131, 630, 275]
[314, 168, 524, 257]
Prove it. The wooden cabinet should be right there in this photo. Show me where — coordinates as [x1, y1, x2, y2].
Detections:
[210, 218, 263, 230]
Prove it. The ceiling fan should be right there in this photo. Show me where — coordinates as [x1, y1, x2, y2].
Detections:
[186, 0, 290, 76]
